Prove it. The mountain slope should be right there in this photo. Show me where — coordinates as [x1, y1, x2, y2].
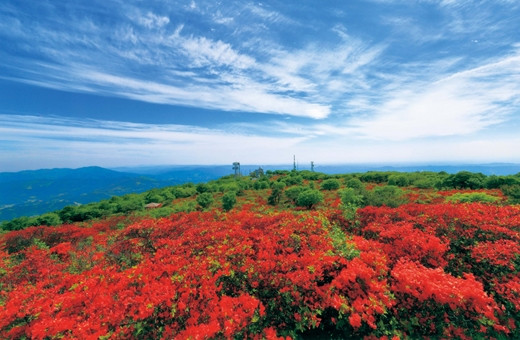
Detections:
[0, 167, 168, 221]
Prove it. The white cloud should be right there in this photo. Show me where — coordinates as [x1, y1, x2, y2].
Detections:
[136, 12, 170, 29]
[170, 29, 256, 69]
[76, 69, 330, 119]
[0, 115, 308, 170]
[342, 51, 520, 140]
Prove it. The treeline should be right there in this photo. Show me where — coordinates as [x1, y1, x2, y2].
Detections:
[2, 170, 520, 231]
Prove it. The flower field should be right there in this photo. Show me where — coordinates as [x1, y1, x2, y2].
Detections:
[1, 172, 520, 339]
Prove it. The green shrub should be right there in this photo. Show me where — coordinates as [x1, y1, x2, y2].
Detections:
[296, 189, 323, 209]
[285, 186, 305, 204]
[339, 188, 364, 207]
[345, 178, 365, 191]
[365, 185, 407, 208]
[445, 192, 499, 203]
[253, 180, 270, 190]
[388, 174, 410, 187]
[196, 192, 214, 210]
[222, 191, 237, 211]
[268, 182, 286, 205]
[321, 179, 340, 191]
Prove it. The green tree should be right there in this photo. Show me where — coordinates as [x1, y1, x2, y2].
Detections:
[222, 191, 237, 211]
[196, 192, 214, 210]
[296, 189, 323, 209]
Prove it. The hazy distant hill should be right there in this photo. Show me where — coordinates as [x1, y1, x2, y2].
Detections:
[0, 167, 168, 221]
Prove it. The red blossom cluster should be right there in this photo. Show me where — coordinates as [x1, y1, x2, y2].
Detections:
[0, 202, 519, 338]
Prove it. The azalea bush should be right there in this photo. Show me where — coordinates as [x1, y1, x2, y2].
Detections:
[1, 187, 520, 338]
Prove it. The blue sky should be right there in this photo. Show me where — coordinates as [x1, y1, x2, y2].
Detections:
[1, 0, 520, 171]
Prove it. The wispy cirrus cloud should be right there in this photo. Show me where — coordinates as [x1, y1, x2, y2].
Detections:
[346, 51, 520, 140]
[0, 114, 308, 170]
[1, 0, 520, 173]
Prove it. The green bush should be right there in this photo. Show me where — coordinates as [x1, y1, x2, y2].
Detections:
[285, 186, 305, 204]
[172, 185, 196, 198]
[365, 185, 407, 208]
[345, 178, 365, 191]
[283, 175, 303, 186]
[388, 174, 410, 187]
[321, 179, 340, 191]
[296, 189, 323, 209]
[268, 182, 286, 206]
[196, 183, 210, 194]
[196, 192, 214, 210]
[445, 192, 499, 203]
[36, 213, 62, 227]
[339, 188, 364, 207]
[253, 180, 270, 190]
[222, 191, 237, 211]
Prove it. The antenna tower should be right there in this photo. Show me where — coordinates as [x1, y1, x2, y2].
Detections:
[232, 162, 241, 178]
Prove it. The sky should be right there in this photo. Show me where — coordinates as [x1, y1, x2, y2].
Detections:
[1, 0, 520, 172]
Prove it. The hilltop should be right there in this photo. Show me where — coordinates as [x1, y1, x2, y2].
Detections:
[2, 168, 520, 231]
[1, 169, 520, 339]
[2, 163, 520, 223]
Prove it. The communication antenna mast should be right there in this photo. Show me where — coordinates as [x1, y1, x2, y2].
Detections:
[311, 161, 314, 172]
[293, 155, 297, 171]
[232, 162, 241, 178]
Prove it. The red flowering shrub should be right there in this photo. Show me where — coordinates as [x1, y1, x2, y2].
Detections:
[0, 199, 519, 338]
[392, 259, 501, 337]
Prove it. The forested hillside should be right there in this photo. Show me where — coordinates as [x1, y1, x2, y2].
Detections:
[1, 170, 519, 339]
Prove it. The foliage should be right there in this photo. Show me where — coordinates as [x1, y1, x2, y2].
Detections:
[1, 167, 520, 338]
[320, 179, 340, 191]
[2, 201, 519, 338]
[196, 192, 214, 210]
[445, 192, 500, 203]
[339, 188, 364, 207]
[295, 189, 323, 209]
[267, 182, 285, 206]
[253, 179, 270, 190]
[502, 184, 520, 204]
[222, 191, 237, 211]
[284, 186, 305, 204]
[387, 174, 410, 187]
[196, 183, 211, 194]
[442, 171, 486, 189]
[365, 185, 407, 208]
[345, 177, 365, 191]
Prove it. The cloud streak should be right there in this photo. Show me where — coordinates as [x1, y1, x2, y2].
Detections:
[1, 0, 519, 170]
[0, 114, 308, 170]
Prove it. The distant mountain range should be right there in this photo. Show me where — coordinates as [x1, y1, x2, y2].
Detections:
[1, 163, 519, 221]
